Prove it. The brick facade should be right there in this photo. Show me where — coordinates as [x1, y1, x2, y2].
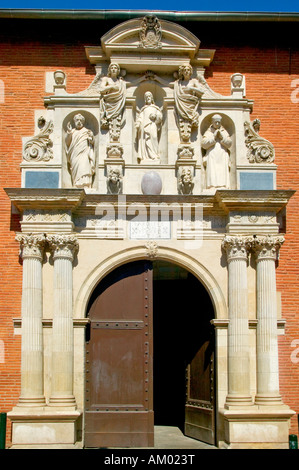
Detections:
[0, 13, 298, 446]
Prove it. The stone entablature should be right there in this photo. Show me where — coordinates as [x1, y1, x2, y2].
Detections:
[6, 188, 293, 240]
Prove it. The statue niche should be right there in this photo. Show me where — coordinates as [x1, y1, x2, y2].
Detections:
[63, 111, 98, 189]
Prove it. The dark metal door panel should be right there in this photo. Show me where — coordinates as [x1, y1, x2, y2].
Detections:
[85, 261, 153, 448]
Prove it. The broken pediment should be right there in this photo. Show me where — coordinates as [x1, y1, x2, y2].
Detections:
[85, 16, 215, 73]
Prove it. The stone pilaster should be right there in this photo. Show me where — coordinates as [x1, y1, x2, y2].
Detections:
[16, 233, 46, 407]
[47, 234, 79, 408]
[252, 235, 285, 405]
[222, 235, 253, 407]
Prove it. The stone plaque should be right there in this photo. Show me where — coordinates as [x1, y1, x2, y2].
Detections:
[129, 220, 171, 239]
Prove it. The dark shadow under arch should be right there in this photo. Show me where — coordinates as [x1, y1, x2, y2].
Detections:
[152, 260, 215, 432]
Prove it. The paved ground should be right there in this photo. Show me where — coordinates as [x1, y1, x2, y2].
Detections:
[152, 426, 216, 449]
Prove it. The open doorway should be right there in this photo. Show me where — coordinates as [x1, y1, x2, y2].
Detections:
[153, 261, 216, 444]
[84, 259, 216, 448]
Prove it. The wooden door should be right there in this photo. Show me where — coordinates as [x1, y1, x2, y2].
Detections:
[84, 261, 154, 448]
[185, 326, 215, 445]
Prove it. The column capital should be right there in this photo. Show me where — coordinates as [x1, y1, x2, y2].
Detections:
[222, 234, 253, 262]
[252, 235, 285, 261]
[47, 234, 79, 261]
[16, 232, 46, 260]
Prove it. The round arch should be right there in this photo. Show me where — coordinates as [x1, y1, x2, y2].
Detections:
[73, 244, 227, 319]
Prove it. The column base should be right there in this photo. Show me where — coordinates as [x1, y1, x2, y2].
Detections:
[220, 406, 295, 449]
[255, 393, 283, 406]
[8, 407, 81, 446]
[48, 395, 77, 408]
[225, 394, 253, 408]
[17, 396, 46, 407]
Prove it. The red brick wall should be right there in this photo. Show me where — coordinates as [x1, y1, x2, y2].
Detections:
[0, 17, 298, 445]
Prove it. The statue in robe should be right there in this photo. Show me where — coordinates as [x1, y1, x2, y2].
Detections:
[201, 114, 232, 189]
[99, 63, 126, 142]
[65, 113, 95, 188]
[173, 64, 203, 141]
[149, 64, 204, 143]
[135, 91, 163, 162]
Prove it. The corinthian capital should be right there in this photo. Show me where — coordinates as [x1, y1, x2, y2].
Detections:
[16, 233, 46, 260]
[222, 234, 253, 262]
[47, 234, 79, 261]
[252, 235, 285, 261]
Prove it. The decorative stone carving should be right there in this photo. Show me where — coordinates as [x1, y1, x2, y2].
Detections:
[135, 91, 163, 163]
[177, 144, 194, 160]
[53, 70, 66, 94]
[252, 234, 285, 260]
[47, 234, 79, 261]
[106, 143, 124, 159]
[202, 114, 232, 189]
[177, 168, 194, 195]
[222, 234, 253, 261]
[106, 167, 123, 194]
[231, 73, 243, 88]
[244, 119, 275, 163]
[23, 117, 53, 162]
[65, 113, 95, 188]
[54, 70, 66, 86]
[173, 64, 203, 143]
[230, 72, 245, 97]
[16, 232, 46, 260]
[145, 240, 158, 258]
[150, 64, 203, 144]
[99, 63, 126, 142]
[139, 15, 162, 49]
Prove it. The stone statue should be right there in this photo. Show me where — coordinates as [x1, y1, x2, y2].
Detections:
[135, 91, 163, 163]
[149, 64, 204, 143]
[178, 168, 194, 195]
[65, 113, 95, 188]
[99, 63, 150, 143]
[99, 63, 126, 142]
[107, 167, 123, 194]
[201, 114, 232, 189]
[173, 64, 204, 142]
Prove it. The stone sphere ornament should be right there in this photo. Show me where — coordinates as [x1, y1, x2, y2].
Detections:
[141, 171, 162, 195]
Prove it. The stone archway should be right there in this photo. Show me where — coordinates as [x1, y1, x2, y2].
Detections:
[77, 246, 225, 448]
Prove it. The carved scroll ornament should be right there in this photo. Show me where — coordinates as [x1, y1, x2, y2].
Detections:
[244, 119, 275, 163]
[23, 117, 54, 162]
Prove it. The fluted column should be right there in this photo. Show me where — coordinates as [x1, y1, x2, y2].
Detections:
[16, 233, 46, 407]
[47, 234, 78, 407]
[253, 235, 284, 405]
[222, 235, 253, 407]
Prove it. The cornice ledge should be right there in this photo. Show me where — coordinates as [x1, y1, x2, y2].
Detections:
[215, 189, 296, 214]
[5, 188, 85, 212]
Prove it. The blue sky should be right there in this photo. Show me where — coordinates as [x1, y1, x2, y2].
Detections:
[0, 0, 299, 12]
